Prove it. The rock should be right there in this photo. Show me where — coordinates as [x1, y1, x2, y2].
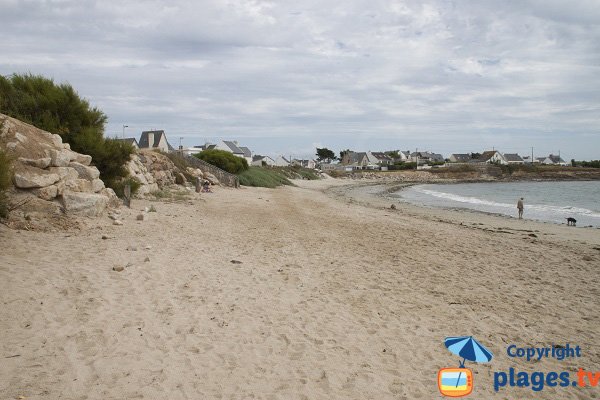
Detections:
[18, 157, 51, 169]
[112, 266, 124, 272]
[69, 162, 100, 180]
[17, 195, 62, 216]
[204, 173, 220, 185]
[73, 153, 92, 166]
[175, 172, 186, 185]
[144, 245, 152, 250]
[48, 166, 79, 182]
[230, 260, 242, 264]
[62, 143, 71, 150]
[102, 235, 109, 240]
[66, 178, 93, 192]
[50, 134, 63, 148]
[108, 214, 118, 220]
[91, 178, 105, 193]
[48, 149, 72, 167]
[101, 188, 121, 208]
[13, 168, 61, 188]
[61, 191, 108, 217]
[390, 204, 396, 210]
[113, 219, 123, 225]
[127, 246, 138, 251]
[15, 132, 27, 143]
[33, 185, 59, 201]
[144, 257, 150, 262]
[136, 213, 147, 221]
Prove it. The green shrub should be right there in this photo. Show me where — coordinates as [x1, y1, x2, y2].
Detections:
[238, 167, 293, 188]
[0, 73, 133, 186]
[194, 149, 248, 174]
[0, 149, 11, 218]
[389, 162, 417, 170]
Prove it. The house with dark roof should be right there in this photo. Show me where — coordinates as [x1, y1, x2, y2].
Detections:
[139, 130, 174, 152]
[340, 151, 373, 169]
[410, 151, 445, 164]
[368, 152, 394, 166]
[449, 153, 471, 163]
[476, 150, 508, 165]
[503, 153, 524, 164]
[115, 137, 139, 149]
[539, 154, 568, 166]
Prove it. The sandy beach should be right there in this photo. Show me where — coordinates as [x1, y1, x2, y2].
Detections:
[1, 179, 599, 399]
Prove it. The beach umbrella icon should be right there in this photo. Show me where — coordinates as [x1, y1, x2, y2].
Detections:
[444, 336, 493, 388]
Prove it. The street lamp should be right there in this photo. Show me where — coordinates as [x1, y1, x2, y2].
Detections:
[122, 125, 129, 139]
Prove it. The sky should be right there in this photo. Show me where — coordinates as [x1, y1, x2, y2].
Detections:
[1, 0, 599, 160]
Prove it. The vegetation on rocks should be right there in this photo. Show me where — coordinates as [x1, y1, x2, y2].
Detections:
[0, 149, 11, 218]
[194, 149, 248, 174]
[0, 73, 134, 187]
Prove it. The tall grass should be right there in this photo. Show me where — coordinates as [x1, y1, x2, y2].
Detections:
[238, 167, 293, 188]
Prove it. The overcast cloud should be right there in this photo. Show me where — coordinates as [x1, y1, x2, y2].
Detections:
[1, 0, 599, 159]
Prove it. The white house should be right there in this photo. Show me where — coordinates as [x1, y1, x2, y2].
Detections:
[477, 150, 508, 165]
[204, 140, 253, 164]
[139, 130, 174, 152]
[252, 155, 275, 167]
[540, 154, 568, 166]
[291, 159, 317, 169]
[274, 155, 290, 167]
[449, 153, 471, 163]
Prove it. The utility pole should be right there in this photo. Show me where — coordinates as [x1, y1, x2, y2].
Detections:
[122, 124, 128, 139]
[531, 147, 534, 164]
[415, 148, 418, 169]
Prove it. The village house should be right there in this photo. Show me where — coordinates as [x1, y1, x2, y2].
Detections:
[202, 140, 253, 164]
[368, 151, 394, 166]
[291, 159, 317, 169]
[449, 153, 471, 163]
[476, 150, 508, 165]
[340, 151, 374, 169]
[274, 155, 291, 167]
[503, 153, 525, 164]
[539, 154, 568, 166]
[252, 155, 275, 167]
[139, 130, 174, 152]
[115, 137, 139, 150]
[410, 151, 445, 164]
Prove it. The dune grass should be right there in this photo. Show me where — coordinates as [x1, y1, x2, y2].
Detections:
[238, 167, 293, 188]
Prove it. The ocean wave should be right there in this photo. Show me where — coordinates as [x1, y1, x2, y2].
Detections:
[415, 188, 600, 218]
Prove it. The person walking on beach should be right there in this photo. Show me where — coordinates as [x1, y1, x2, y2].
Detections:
[517, 197, 524, 219]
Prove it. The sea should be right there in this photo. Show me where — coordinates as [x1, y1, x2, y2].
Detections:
[395, 181, 600, 227]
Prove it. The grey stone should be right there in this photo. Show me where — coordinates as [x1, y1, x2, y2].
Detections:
[48, 149, 72, 167]
[69, 162, 100, 180]
[18, 157, 51, 169]
[61, 191, 108, 217]
[113, 219, 123, 225]
[33, 185, 59, 200]
[13, 169, 60, 188]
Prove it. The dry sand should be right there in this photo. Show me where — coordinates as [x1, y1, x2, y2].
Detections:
[1, 179, 599, 399]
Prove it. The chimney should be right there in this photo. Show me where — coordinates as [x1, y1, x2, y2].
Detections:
[147, 132, 154, 147]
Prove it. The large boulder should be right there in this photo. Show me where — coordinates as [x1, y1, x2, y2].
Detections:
[69, 162, 100, 180]
[61, 191, 108, 217]
[18, 157, 51, 169]
[13, 167, 61, 188]
[47, 149, 71, 167]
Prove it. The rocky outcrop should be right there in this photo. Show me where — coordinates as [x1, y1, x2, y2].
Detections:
[0, 113, 120, 218]
[126, 150, 186, 196]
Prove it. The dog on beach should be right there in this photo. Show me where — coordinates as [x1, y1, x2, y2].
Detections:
[566, 217, 577, 226]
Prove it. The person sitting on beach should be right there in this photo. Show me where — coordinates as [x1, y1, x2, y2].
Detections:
[202, 180, 213, 193]
[517, 197, 524, 219]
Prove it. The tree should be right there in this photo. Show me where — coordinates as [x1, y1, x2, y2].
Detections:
[470, 152, 481, 160]
[316, 148, 336, 163]
[339, 149, 352, 161]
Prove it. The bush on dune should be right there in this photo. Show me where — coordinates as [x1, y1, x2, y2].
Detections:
[238, 167, 293, 188]
[194, 149, 248, 174]
[0, 73, 133, 187]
